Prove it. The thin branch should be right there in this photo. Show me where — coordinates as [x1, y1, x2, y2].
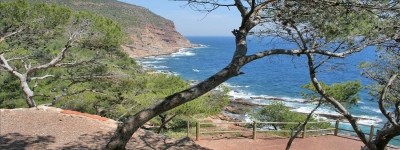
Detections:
[286, 98, 322, 150]
[157, 114, 178, 134]
[0, 54, 23, 78]
[379, 74, 399, 126]
[31, 74, 55, 80]
[27, 32, 79, 74]
[0, 28, 25, 43]
[305, 53, 372, 148]
[6, 56, 30, 62]
[244, 48, 346, 63]
[51, 89, 100, 105]
[55, 51, 100, 68]
[291, 25, 308, 50]
[234, 0, 248, 17]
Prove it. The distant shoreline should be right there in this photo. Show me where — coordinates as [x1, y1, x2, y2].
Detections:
[128, 44, 200, 59]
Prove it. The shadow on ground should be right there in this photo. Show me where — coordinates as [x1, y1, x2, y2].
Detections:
[0, 133, 55, 150]
[0, 131, 208, 150]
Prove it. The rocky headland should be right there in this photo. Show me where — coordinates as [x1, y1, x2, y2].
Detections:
[32, 0, 192, 58]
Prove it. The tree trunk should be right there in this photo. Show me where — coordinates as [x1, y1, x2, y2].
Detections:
[20, 76, 36, 108]
[105, 22, 253, 149]
[157, 114, 177, 134]
[105, 64, 241, 149]
[370, 122, 400, 150]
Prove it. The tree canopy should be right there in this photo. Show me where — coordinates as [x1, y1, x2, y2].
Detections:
[0, 0, 128, 108]
[106, 1, 400, 149]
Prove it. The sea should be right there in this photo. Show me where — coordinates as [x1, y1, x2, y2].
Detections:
[138, 36, 399, 146]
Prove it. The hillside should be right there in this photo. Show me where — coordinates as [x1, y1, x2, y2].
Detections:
[28, 0, 192, 58]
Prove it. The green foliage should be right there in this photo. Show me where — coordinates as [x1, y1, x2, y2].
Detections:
[171, 88, 230, 117]
[360, 48, 400, 104]
[0, 2, 228, 135]
[0, 1, 134, 108]
[19, 0, 172, 30]
[252, 102, 330, 131]
[302, 81, 362, 106]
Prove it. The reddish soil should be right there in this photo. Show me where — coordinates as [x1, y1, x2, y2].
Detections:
[0, 106, 207, 150]
[196, 136, 366, 150]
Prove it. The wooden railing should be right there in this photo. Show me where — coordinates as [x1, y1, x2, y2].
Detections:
[191, 120, 336, 141]
[336, 121, 400, 143]
[186, 120, 400, 147]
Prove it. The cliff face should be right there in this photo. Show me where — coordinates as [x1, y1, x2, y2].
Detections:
[122, 21, 192, 58]
[25, 0, 192, 58]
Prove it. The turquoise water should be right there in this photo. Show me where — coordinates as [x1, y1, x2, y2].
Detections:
[139, 36, 399, 146]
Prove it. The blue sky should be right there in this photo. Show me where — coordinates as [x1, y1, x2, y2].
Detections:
[119, 0, 241, 36]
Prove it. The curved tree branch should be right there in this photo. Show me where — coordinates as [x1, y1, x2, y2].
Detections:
[305, 53, 375, 149]
[379, 74, 399, 126]
[27, 33, 78, 74]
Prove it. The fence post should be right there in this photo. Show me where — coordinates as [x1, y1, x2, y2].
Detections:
[302, 124, 307, 138]
[369, 125, 375, 142]
[196, 122, 200, 141]
[187, 120, 190, 137]
[252, 121, 257, 140]
[334, 120, 339, 136]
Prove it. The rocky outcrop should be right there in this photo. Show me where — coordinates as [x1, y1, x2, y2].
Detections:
[122, 22, 192, 58]
[31, 0, 192, 58]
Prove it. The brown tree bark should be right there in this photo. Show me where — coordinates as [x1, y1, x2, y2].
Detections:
[157, 114, 177, 134]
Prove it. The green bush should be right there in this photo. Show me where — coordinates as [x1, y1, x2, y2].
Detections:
[252, 102, 331, 130]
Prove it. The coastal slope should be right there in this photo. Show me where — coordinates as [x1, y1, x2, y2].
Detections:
[25, 0, 192, 57]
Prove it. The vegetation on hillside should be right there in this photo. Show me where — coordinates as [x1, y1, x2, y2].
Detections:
[302, 81, 362, 106]
[0, 0, 172, 30]
[251, 102, 330, 132]
[0, 0, 228, 133]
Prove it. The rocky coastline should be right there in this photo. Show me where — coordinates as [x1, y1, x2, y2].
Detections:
[223, 97, 378, 124]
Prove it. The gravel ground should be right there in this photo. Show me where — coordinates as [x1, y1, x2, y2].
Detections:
[0, 106, 207, 150]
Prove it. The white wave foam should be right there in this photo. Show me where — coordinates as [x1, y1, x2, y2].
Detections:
[154, 57, 167, 60]
[170, 48, 195, 57]
[192, 69, 200, 72]
[279, 96, 308, 103]
[152, 66, 169, 69]
[225, 82, 383, 127]
[360, 106, 381, 114]
[192, 44, 208, 48]
[143, 56, 156, 59]
[227, 90, 257, 99]
[223, 83, 251, 88]
[140, 60, 164, 64]
[154, 70, 179, 76]
[354, 115, 382, 125]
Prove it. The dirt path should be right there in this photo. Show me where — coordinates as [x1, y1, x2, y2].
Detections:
[0, 106, 207, 150]
[196, 136, 366, 150]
